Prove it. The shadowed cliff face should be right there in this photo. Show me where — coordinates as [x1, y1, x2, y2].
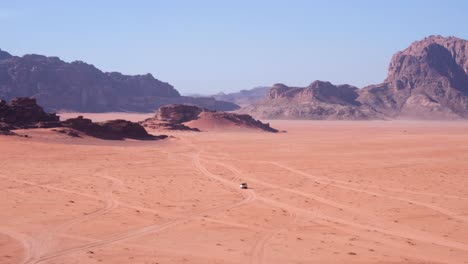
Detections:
[240, 35, 468, 120]
[359, 36, 468, 119]
[0, 51, 239, 112]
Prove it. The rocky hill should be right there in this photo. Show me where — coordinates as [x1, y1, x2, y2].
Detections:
[0, 49, 239, 112]
[142, 104, 278, 132]
[238, 81, 380, 120]
[240, 35, 468, 120]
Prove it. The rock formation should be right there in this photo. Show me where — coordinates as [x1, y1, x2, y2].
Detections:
[240, 35, 468, 120]
[0, 97, 60, 129]
[0, 50, 239, 112]
[358, 35, 468, 119]
[0, 97, 165, 140]
[142, 104, 278, 132]
[62, 116, 165, 140]
[239, 81, 379, 120]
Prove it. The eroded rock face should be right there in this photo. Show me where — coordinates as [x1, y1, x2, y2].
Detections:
[0, 50, 239, 112]
[358, 36, 468, 119]
[141, 104, 203, 131]
[239, 81, 379, 120]
[62, 116, 164, 140]
[141, 104, 278, 132]
[240, 35, 468, 120]
[0, 97, 60, 129]
[154, 104, 203, 124]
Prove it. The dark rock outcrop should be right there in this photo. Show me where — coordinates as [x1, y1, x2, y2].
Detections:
[0, 122, 16, 135]
[142, 104, 278, 132]
[142, 121, 201, 132]
[0, 97, 166, 140]
[51, 128, 81, 138]
[0, 97, 60, 129]
[0, 50, 239, 112]
[240, 35, 468, 120]
[62, 116, 165, 140]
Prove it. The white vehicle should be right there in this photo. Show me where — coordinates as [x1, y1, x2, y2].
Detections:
[240, 183, 248, 189]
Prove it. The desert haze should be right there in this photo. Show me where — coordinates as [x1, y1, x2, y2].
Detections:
[1, 117, 468, 264]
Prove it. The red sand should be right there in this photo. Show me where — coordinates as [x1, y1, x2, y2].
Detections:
[1, 116, 468, 264]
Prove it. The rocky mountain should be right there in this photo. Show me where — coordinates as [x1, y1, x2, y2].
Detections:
[238, 81, 380, 120]
[0, 49, 239, 112]
[212, 86, 269, 107]
[240, 35, 468, 120]
[358, 35, 468, 119]
[141, 104, 278, 132]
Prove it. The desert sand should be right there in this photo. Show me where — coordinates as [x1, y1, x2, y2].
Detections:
[1, 116, 468, 264]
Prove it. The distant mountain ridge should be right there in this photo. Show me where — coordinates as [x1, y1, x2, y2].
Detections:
[212, 86, 269, 107]
[0, 49, 239, 112]
[240, 35, 468, 120]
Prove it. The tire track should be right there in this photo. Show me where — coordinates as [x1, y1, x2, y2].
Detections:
[200, 154, 468, 201]
[33, 189, 255, 263]
[250, 210, 297, 264]
[209, 158, 465, 263]
[271, 162, 468, 223]
[27, 151, 256, 263]
[0, 228, 34, 264]
[212, 159, 468, 253]
[0, 175, 175, 218]
[24, 168, 123, 264]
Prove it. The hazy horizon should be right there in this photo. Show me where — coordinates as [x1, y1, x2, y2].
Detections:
[2, 0, 467, 95]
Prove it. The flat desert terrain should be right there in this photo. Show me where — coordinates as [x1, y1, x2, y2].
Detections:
[2, 118, 468, 264]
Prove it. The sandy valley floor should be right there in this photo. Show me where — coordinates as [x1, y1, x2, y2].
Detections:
[1, 118, 468, 264]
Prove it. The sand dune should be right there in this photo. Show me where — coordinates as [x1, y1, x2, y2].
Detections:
[1, 119, 468, 263]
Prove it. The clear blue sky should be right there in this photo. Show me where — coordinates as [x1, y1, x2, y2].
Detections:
[1, 0, 467, 94]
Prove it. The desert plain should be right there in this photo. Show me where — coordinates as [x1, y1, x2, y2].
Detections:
[1, 117, 468, 264]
